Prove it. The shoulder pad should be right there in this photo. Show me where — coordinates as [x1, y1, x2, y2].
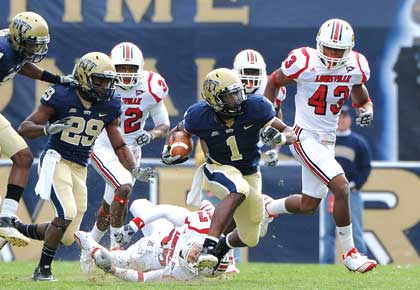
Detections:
[281, 47, 311, 80]
[353, 51, 370, 83]
[145, 71, 169, 102]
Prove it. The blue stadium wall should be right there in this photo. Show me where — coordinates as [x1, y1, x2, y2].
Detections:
[0, 0, 415, 161]
[1, 0, 419, 264]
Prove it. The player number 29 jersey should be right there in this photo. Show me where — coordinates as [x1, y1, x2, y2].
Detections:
[281, 47, 370, 132]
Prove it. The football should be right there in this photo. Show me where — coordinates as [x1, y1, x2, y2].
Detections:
[168, 131, 193, 158]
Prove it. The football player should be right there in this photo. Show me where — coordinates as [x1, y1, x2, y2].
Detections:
[80, 42, 170, 272]
[74, 199, 229, 282]
[264, 18, 377, 272]
[0, 11, 75, 248]
[233, 49, 287, 166]
[161, 68, 296, 273]
[14, 52, 155, 281]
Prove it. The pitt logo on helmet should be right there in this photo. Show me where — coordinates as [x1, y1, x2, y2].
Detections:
[12, 19, 32, 34]
[79, 58, 98, 74]
[203, 78, 219, 95]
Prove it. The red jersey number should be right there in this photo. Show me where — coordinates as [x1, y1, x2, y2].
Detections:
[308, 85, 350, 115]
[284, 54, 297, 69]
[124, 107, 143, 134]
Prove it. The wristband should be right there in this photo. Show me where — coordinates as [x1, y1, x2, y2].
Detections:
[41, 70, 61, 84]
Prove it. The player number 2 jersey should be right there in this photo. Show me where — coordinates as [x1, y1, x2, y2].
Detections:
[95, 70, 169, 147]
[281, 47, 370, 132]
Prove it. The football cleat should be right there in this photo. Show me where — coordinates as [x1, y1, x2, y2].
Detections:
[0, 216, 30, 247]
[79, 248, 93, 274]
[259, 194, 278, 238]
[196, 252, 219, 277]
[32, 266, 56, 282]
[343, 248, 377, 273]
[225, 254, 240, 274]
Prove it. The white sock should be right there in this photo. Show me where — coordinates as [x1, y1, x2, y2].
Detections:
[337, 224, 355, 254]
[0, 199, 19, 217]
[91, 224, 107, 242]
[110, 226, 124, 249]
[266, 198, 290, 215]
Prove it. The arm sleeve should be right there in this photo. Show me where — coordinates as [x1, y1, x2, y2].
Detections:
[183, 106, 198, 136]
[354, 137, 372, 189]
[150, 101, 170, 127]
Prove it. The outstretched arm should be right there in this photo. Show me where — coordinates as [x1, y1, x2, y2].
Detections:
[20, 62, 75, 85]
[264, 69, 294, 103]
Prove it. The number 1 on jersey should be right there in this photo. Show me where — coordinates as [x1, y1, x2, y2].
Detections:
[226, 135, 243, 161]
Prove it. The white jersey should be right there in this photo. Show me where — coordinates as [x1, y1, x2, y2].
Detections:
[161, 210, 212, 281]
[281, 47, 370, 132]
[253, 76, 287, 110]
[95, 70, 169, 147]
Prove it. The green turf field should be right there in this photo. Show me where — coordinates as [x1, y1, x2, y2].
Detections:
[0, 261, 419, 290]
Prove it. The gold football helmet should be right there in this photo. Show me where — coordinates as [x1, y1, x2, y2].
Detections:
[73, 52, 118, 102]
[9, 11, 50, 63]
[201, 68, 246, 117]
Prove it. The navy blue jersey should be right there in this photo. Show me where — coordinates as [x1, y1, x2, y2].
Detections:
[41, 84, 121, 166]
[185, 95, 275, 175]
[0, 30, 26, 84]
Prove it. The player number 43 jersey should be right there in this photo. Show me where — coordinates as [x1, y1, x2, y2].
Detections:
[281, 47, 370, 132]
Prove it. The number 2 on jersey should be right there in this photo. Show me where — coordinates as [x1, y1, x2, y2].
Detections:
[308, 85, 350, 115]
[124, 107, 143, 134]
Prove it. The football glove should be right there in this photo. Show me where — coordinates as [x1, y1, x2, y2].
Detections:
[262, 149, 279, 166]
[131, 167, 157, 182]
[44, 117, 72, 135]
[260, 127, 286, 145]
[161, 145, 189, 165]
[59, 74, 78, 86]
[93, 248, 113, 273]
[135, 130, 153, 147]
[356, 108, 373, 127]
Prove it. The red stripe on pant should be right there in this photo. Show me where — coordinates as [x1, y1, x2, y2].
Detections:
[293, 127, 330, 184]
[90, 152, 121, 188]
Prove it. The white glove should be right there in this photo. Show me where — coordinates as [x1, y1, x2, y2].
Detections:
[59, 74, 78, 85]
[131, 167, 157, 182]
[161, 145, 189, 165]
[93, 248, 113, 273]
[260, 127, 286, 145]
[262, 149, 279, 166]
[44, 117, 72, 135]
[135, 130, 153, 147]
[356, 108, 373, 127]
[113, 222, 138, 248]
